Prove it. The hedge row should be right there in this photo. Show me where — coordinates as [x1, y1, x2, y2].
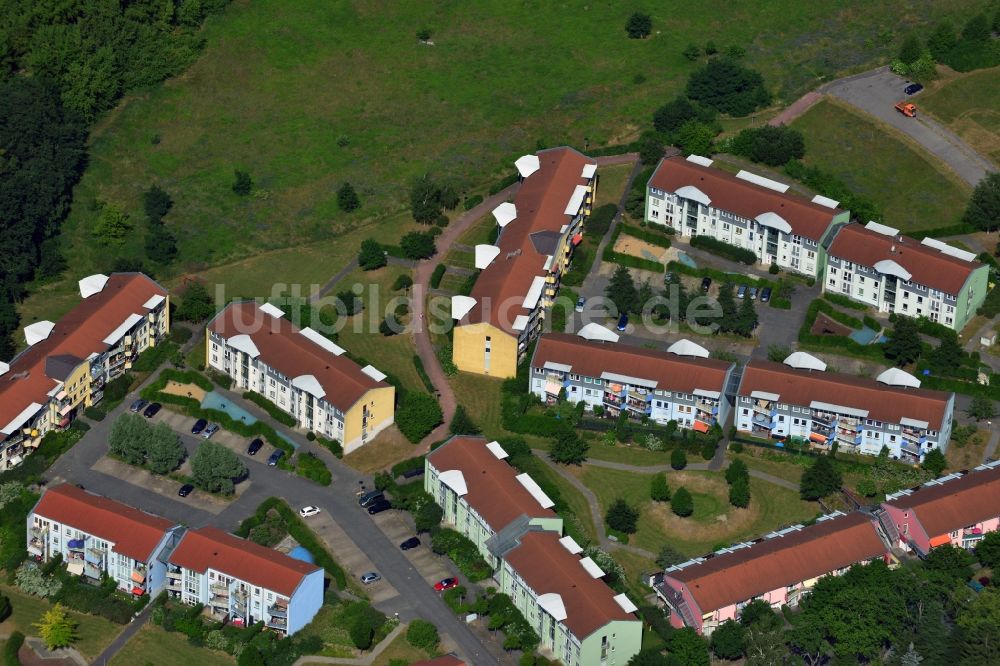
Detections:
[666, 260, 774, 288]
[920, 222, 978, 238]
[797, 300, 887, 362]
[430, 528, 492, 582]
[690, 234, 757, 265]
[412, 355, 436, 393]
[242, 391, 297, 427]
[130, 340, 179, 374]
[488, 173, 519, 195]
[296, 452, 332, 486]
[236, 497, 347, 589]
[430, 264, 446, 289]
[620, 224, 672, 248]
[391, 456, 426, 478]
[822, 292, 867, 311]
[3, 631, 23, 666]
[317, 436, 343, 459]
[462, 194, 484, 210]
[603, 251, 666, 273]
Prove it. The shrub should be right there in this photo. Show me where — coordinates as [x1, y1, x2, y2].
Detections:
[690, 235, 757, 264]
[430, 529, 492, 581]
[83, 406, 106, 421]
[671, 448, 687, 470]
[358, 238, 387, 270]
[406, 619, 440, 650]
[232, 170, 252, 195]
[730, 125, 805, 166]
[3, 631, 24, 666]
[296, 452, 332, 486]
[241, 392, 297, 427]
[671, 487, 694, 516]
[606, 498, 639, 534]
[463, 194, 484, 210]
[392, 274, 413, 291]
[700, 440, 716, 460]
[650, 472, 671, 502]
[396, 392, 443, 443]
[430, 264, 447, 289]
[686, 58, 770, 116]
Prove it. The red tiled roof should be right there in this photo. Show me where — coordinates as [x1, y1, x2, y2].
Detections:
[426, 436, 557, 530]
[463, 147, 595, 335]
[33, 484, 176, 562]
[168, 527, 321, 597]
[0, 273, 167, 440]
[504, 530, 634, 639]
[207, 301, 387, 411]
[649, 156, 842, 241]
[827, 224, 981, 295]
[884, 464, 1000, 538]
[739, 360, 951, 427]
[533, 333, 732, 394]
[667, 513, 887, 613]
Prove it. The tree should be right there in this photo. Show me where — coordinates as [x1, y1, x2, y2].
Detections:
[957, 588, 1000, 663]
[92, 203, 132, 246]
[146, 422, 185, 474]
[725, 458, 748, 485]
[109, 414, 149, 466]
[731, 125, 805, 166]
[928, 331, 963, 373]
[899, 34, 923, 64]
[606, 498, 639, 534]
[191, 441, 247, 495]
[666, 627, 709, 666]
[962, 13, 991, 42]
[734, 294, 758, 337]
[400, 231, 436, 259]
[656, 544, 686, 568]
[686, 58, 771, 116]
[968, 395, 996, 421]
[410, 176, 443, 224]
[884, 316, 922, 366]
[635, 280, 655, 314]
[650, 472, 671, 502]
[628, 649, 669, 666]
[924, 543, 974, 581]
[740, 599, 781, 629]
[675, 120, 715, 156]
[856, 478, 877, 497]
[682, 43, 701, 61]
[975, 530, 1000, 569]
[379, 317, 396, 336]
[358, 239, 387, 270]
[710, 620, 746, 660]
[34, 603, 77, 650]
[414, 501, 443, 533]
[606, 265, 638, 315]
[705, 41, 718, 55]
[143, 184, 173, 222]
[337, 182, 360, 212]
[15, 562, 62, 598]
[799, 454, 842, 500]
[449, 405, 480, 435]
[0, 595, 10, 623]
[920, 447, 947, 477]
[232, 170, 253, 195]
[174, 281, 215, 322]
[349, 613, 374, 650]
[145, 222, 178, 264]
[670, 447, 687, 470]
[550, 428, 589, 465]
[671, 487, 693, 517]
[396, 392, 443, 443]
[639, 132, 665, 165]
[729, 477, 750, 508]
[963, 172, 1000, 231]
[927, 21, 957, 60]
[625, 12, 652, 39]
[336, 290, 363, 316]
[653, 97, 699, 135]
[392, 274, 413, 291]
[406, 619, 440, 650]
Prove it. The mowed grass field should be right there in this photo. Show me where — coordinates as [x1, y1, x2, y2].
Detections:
[919, 65, 1000, 167]
[791, 99, 970, 232]
[0, 585, 121, 661]
[39, 0, 983, 312]
[109, 626, 234, 666]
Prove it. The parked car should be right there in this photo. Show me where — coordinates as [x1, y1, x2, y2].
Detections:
[701, 277, 712, 292]
[760, 287, 772, 303]
[142, 402, 162, 418]
[247, 438, 264, 456]
[748, 286, 759, 300]
[129, 399, 148, 413]
[267, 450, 285, 466]
[177, 484, 195, 498]
[434, 577, 459, 592]
[359, 490, 384, 508]
[575, 297, 586, 313]
[737, 284, 747, 299]
[360, 572, 381, 585]
[366, 499, 392, 515]
[191, 418, 208, 435]
[904, 83, 923, 95]
[617, 314, 628, 332]
[400, 537, 421, 550]
[299, 506, 321, 519]
[202, 423, 220, 439]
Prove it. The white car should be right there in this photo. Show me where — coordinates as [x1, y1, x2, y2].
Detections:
[299, 506, 321, 519]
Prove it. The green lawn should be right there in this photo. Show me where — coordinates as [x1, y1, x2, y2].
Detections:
[0, 585, 121, 661]
[443, 248, 476, 270]
[594, 163, 633, 208]
[109, 625, 234, 666]
[457, 213, 498, 246]
[919, 66, 1000, 167]
[791, 99, 970, 232]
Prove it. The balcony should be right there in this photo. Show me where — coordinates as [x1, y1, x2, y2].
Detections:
[266, 616, 288, 631]
[696, 400, 718, 415]
[83, 563, 102, 580]
[268, 602, 288, 618]
[131, 567, 147, 584]
[84, 548, 105, 565]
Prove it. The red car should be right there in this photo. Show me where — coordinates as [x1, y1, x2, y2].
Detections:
[433, 577, 458, 592]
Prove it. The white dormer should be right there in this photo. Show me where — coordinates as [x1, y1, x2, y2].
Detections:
[24, 321, 55, 346]
[78, 274, 110, 299]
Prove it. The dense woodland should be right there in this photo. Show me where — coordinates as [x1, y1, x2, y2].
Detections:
[0, 0, 227, 357]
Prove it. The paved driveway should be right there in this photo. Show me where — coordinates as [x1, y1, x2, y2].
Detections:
[823, 67, 993, 187]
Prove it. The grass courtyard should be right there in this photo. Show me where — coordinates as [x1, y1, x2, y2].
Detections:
[0, 585, 121, 661]
[109, 626, 234, 666]
[919, 65, 1000, 167]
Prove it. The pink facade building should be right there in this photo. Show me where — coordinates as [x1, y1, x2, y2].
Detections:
[650, 512, 890, 634]
[878, 459, 1000, 556]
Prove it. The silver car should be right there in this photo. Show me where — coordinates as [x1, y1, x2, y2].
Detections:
[360, 572, 381, 585]
[202, 423, 220, 439]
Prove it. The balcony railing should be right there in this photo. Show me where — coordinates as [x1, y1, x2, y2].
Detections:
[268, 602, 288, 617]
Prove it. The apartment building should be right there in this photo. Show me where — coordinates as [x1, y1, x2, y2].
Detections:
[645, 155, 849, 277]
[166, 526, 324, 636]
[824, 222, 989, 331]
[206, 301, 394, 453]
[735, 355, 954, 463]
[424, 436, 563, 566]
[28, 484, 182, 597]
[879, 460, 1000, 556]
[496, 530, 642, 666]
[650, 512, 889, 635]
[0, 273, 169, 470]
[529, 333, 734, 431]
[452, 147, 597, 378]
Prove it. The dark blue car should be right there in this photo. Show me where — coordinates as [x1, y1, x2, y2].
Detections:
[267, 450, 285, 466]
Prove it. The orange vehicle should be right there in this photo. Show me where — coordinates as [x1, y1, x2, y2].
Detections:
[895, 101, 917, 117]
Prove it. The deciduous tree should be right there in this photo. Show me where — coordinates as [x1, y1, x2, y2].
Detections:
[34, 603, 77, 650]
[146, 422, 185, 474]
[358, 239, 387, 270]
[625, 12, 652, 39]
[400, 231, 436, 259]
[174, 281, 215, 322]
[191, 441, 247, 495]
[109, 414, 148, 466]
[710, 620, 746, 660]
[884, 316, 922, 367]
[799, 454, 842, 500]
[968, 395, 996, 421]
[920, 447, 946, 477]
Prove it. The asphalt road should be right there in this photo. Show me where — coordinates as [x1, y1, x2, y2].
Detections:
[45, 381, 501, 665]
[823, 67, 993, 187]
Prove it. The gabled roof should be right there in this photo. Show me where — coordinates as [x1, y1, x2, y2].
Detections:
[533, 333, 731, 395]
[207, 302, 388, 411]
[426, 436, 557, 531]
[33, 484, 176, 562]
[168, 527, 321, 597]
[0, 273, 168, 442]
[664, 513, 887, 613]
[827, 224, 983, 295]
[462, 147, 596, 335]
[504, 530, 635, 639]
[649, 157, 844, 241]
[739, 360, 951, 427]
[883, 464, 1000, 538]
